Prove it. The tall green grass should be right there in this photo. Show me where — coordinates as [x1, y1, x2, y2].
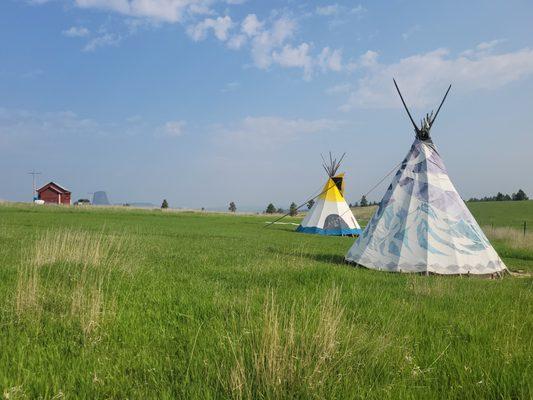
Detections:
[468, 200, 533, 229]
[0, 203, 531, 399]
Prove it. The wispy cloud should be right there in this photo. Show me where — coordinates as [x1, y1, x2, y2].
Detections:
[221, 81, 240, 92]
[315, 3, 366, 28]
[341, 42, 533, 110]
[83, 32, 121, 51]
[315, 3, 365, 16]
[62, 26, 90, 37]
[161, 120, 186, 137]
[216, 116, 344, 149]
[401, 24, 420, 40]
[73, 0, 214, 23]
[34, 1, 349, 79]
[0, 108, 101, 148]
[187, 16, 233, 41]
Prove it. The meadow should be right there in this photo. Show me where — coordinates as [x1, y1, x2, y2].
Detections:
[0, 202, 531, 399]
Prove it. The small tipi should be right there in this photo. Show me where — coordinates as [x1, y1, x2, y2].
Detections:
[345, 80, 506, 275]
[297, 153, 361, 236]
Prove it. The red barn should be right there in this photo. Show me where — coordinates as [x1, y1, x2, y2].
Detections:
[37, 182, 71, 205]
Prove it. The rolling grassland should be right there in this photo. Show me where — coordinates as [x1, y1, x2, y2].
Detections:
[0, 202, 531, 399]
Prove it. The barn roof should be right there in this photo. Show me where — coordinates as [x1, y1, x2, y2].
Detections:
[37, 182, 71, 194]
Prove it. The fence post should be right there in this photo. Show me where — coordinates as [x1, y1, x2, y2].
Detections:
[524, 221, 527, 237]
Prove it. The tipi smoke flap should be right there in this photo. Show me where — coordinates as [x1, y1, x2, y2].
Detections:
[345, 80, 506, 275]
[297, 153, 361, 236]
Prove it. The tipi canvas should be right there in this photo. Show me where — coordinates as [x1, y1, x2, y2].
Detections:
[297, 154, 361, 236]
[345, 80, 506, 275]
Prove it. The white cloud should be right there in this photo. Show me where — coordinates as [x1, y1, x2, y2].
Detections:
[342, 43, 533, 110]
[241, 14, 263, 37]
[350, 5, 365, 14]
[163, 120, 186, 137]
[36, 1, 349, 79]
[83, 32, 121, 51]
[249, 16, 296, 69]
[460, 39, 506, 57]
[226, 34, 246, 49]
[237, 15, 346, 78]
[316, 3, 365, 18]
[27, 0, 54, 4]
[318, 47, 343, 72]
[316, 4, 340, 16]
[74, 0, 214, 23]
[272, 43, 313, 79]
[62, 26, 90, 37]
[187, 16, 233, 41]
[0, 108, 101, 144]
[359, 50, 378, 67]
[221, 81, 239, 92]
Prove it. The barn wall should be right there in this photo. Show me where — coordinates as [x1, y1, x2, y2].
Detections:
[39, 189, 60, 204]
[61, 193, 71, 205]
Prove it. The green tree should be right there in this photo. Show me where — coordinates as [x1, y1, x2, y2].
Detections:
[360, 195, 368, 207]
[265, 203, 276, 214]
[306, 199, 315, 209]
[512, 189, 529, 201]
[161, 199, 169, 209]
[289, 202, 298, 216]
[228, 202, 237, 212]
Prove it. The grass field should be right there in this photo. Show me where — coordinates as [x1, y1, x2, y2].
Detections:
[0, 202, 531, 399]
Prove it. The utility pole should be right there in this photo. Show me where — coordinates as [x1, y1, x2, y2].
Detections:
[28, 170, 41, 201]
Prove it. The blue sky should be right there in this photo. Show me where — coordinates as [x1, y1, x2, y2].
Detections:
[1, 0, 533, 209]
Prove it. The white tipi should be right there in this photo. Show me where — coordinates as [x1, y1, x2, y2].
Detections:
[297, 153, 361, 236]
[345, 80, 506, 275]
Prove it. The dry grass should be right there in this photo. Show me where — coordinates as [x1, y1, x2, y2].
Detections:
[351, 205, 378, 223]
[15, 263, 40, 318]
[226, 287, 352, 399]
[32, 229, 126, 269]
[483, 225, 533, 251]
[15, 229, 129, 336]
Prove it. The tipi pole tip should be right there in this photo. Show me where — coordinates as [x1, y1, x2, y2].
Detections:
[430, 83, 452, 128]
[392, 78, 419, 134]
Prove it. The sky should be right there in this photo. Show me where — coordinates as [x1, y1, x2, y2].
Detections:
[1, 0, 533, 210]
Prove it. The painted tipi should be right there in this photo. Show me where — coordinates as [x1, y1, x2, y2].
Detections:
[297, 153, 362, 236]
[345, 80, 506, 275]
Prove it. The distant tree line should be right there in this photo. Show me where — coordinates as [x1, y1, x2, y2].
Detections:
[350, 195, 379, 208]
[230, 188, 528, 216]
[264, 202, 299, 216]
[468, 189, 529, 202]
